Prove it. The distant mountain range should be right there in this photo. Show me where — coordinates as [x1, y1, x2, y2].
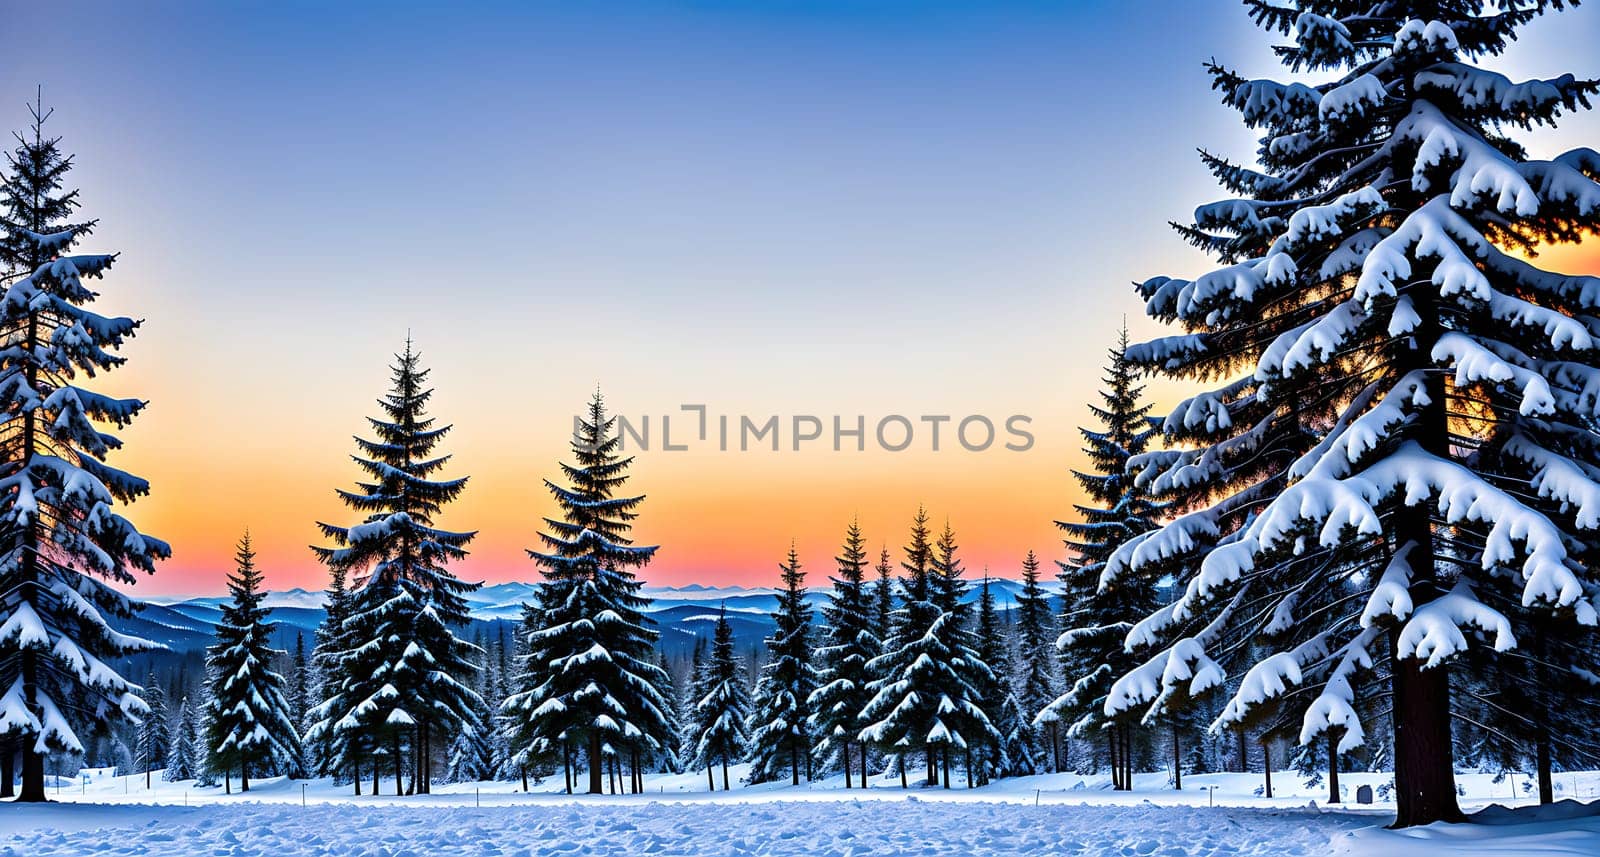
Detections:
[127, 578, 1063, 659]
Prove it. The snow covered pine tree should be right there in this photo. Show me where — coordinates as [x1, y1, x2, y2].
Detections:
[1043, 326, 1161, 789]
[747, 545, 819, 785]
[503, 391, 671, 795]
[306, 565, 355, 786]
[202, 531, 302, 792]
[1099, 2, 1600, 827]
[163, 695, 198, 783]
[308, 338, 482, 796]
[862, 513, 1000, 789]
[0, 93, 169, 803]
[807, 518, 880, 788]
[134, 672, 168, 789]
[1011, 551, 1058, 770]
[687, 606, 752, 791]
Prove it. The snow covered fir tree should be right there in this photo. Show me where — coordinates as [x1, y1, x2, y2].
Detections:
[1042, 325, 1162, 789]
[1096, 0, 1600, 827]
[807, 518, 879, 788]
[306, 338, 482, 796]
[0, 93, 169, 802]
[1011, 551, 1057, 769]
[686, 606, 752, 790]
[746, 545, 818, 785]
[861, 512, 1001, 789]
[134, 673, 168, 789]
[502, 390, 672, 795]
[201, 532, 301, 792]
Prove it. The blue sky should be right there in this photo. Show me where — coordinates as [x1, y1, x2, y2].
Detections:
[4, 1, 1598, 593]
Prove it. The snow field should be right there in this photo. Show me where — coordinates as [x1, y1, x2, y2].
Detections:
[0, 800, 1365, 857]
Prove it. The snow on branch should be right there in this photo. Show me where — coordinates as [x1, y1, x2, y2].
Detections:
[1395, 580, 1515, 668]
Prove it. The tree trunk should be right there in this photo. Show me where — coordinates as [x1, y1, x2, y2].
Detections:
[373, 750, 380, 795]
[791, 740, 799, 786]
[859, 741, 868, 789]
[354, 754, 362, 796]
[406, 727, 417, 796]
[422, 724, 431, 794]
[393, 733, 402, 796]
[965, 748, 973, 789]
[1389, 628, 1463, 826]
[225, 771, 231, 795]
[926, 748, 938, 786]
[4, 743, 19, 798]
[843, 744, 853, 789]
[1051, 723, 1062, 774]
[1327, 731, 1340, 804]
[941, 746, 950, 789]
[589, 733, 603, 794]
[1119, 724, 1134, 791]
[900, 757, 907, 789]
[1260, 738, 1272, 799]
[1171, 720, 1181, 790]
[17, 652, 46, 802]
[1536, 729, 1554, 805]
[707, 764, 715, 791]
[722, 756, 730, 791]
[1108, 730, 1120, 791]
[1236, 726, 1248, 774]
[241, 761, 249, 793]
[1534, 625, 1554, 805]
[1388, 283, 1465, 829]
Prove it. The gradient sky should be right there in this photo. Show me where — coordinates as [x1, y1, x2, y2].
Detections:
[4, 1, 1598, 597]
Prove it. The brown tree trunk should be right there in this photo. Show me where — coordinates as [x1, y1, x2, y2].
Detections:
[1388, 279, 1464, 829]
[1389, 634, 1461, 825]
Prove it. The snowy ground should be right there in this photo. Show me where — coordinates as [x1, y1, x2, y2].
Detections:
[3, 766, 1598, 855]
